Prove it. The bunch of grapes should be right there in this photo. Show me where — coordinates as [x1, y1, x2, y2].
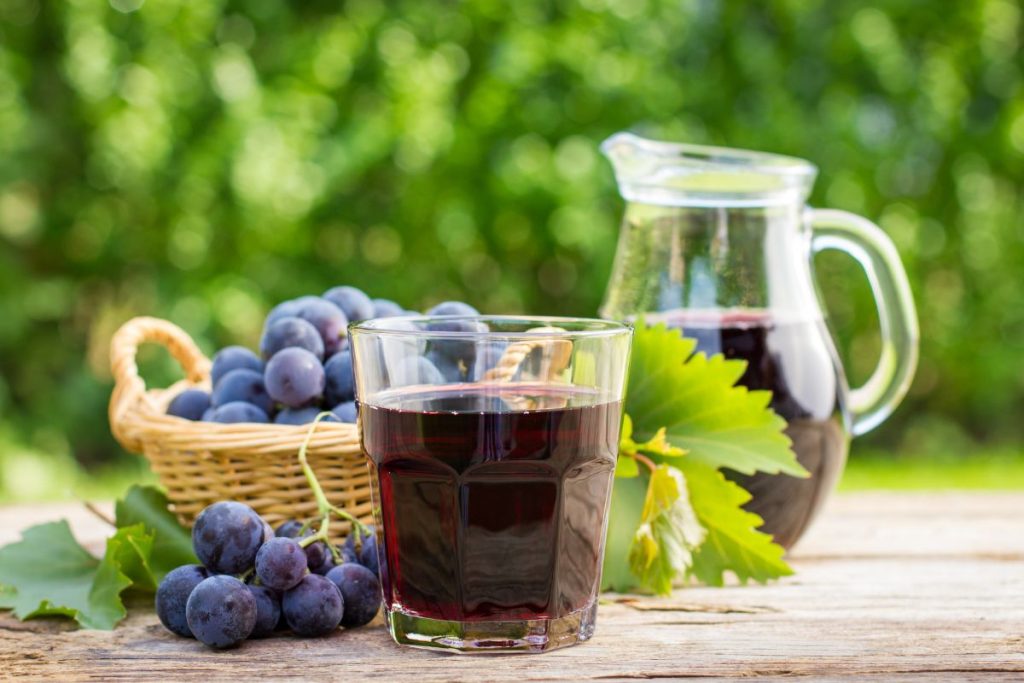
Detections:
[155, 500, 382, 649]
[166, 288, 486, 425]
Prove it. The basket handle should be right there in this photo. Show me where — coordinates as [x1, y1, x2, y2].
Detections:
[485, 327, 573, 383]
[109, 316, 211, 452]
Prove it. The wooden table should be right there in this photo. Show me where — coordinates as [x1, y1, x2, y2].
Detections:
[1, 492, 1023, 681]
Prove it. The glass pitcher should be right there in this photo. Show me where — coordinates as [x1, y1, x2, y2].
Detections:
[600, 133, 919, 548]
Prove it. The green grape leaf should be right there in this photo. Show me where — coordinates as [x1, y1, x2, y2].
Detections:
[627, 465, 705, 595]
[615, 454, 640, 478]
[115, 485, 197, 583]
[679, 460, 794, 585]
[0, 521, 153, 630]
[626, 323, 807, 477]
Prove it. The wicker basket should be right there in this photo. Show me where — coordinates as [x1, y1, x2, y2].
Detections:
[108, 316, 370, 538]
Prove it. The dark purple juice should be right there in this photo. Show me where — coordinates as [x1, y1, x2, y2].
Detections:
[360, 384, 621, 622]
[651, 309, 849, 549]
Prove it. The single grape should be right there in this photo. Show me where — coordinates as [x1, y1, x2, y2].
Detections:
[426, 301, 479, 317]
[264, 347, 325, 408]
[331, 401, 357, 424]
[304, 539, 330, 573]
[275, 520, 304, 538]
[358, 534, 379, 576]
[313, 549, 337, 576]
[185, 575, 257, 648]
[425, 303, 486, 365]
[264, 298, 303, 329]
[246, 584, 281, 638]
[344, 525, 379, 576]
[293, 298, 348, 357]
[425, 349, 463, 382]
[282, 574, 344, 637]
[191, 501, 266, 574]
[255, 537, 308, 591]
[207, 401, 269, 424]
[391, 356, 445, 388]
[340, 545, 358, 564]
[260, 316, 325, 361]
[211, 346, 263, 387]
[167, 389, 211, 421]
[323, 286, 375, 323]
[211, 368, 274, 415]
[323, 351, 355, 405]
[155, 564, 210, 638]
[274, 406, 336, 426]
[343, 525, 374, 556]
[371, 299, 404, 318]
[325, 564, 381, 628]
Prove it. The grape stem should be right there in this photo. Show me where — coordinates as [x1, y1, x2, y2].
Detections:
[297, 412, 371, 543]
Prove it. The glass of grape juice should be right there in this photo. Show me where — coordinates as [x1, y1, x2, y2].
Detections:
[349, 316, 632, 653]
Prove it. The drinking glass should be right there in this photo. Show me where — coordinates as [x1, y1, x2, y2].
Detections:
[349, 316, 632, 653]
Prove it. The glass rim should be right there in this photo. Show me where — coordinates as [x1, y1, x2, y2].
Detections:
[349, 315, 632, 340]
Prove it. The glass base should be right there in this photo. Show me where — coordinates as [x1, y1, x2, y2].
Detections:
[385, 600, 598, 654]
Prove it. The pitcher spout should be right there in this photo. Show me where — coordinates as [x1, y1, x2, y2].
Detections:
[601, 132, 817, 208]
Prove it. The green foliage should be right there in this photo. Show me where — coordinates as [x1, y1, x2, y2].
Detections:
[114, 485, 198, 583]
[682, 461, 793, 586]
[604, 324, 800, 593]
[626, 324, 806, 477]
[0, 0, 1021, 475]
[0, 485, 195, 629]
[0, 521, 144, 629]
[627, 464, 704, 595]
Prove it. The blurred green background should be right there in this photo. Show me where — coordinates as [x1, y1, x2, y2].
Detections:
[0, 0, 1022, 500]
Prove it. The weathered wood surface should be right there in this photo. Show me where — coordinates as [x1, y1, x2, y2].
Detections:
[1, 492, 1023, 681]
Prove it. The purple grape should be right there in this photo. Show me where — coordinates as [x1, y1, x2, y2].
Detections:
[325, 564, 381, 628]
[293, 298, 348, 356]
[371, 299, 405, 318]
[275, 520, 329, 570]
[313, 549, 337, 576]
[167, 389, 211, 421]
[358, 534, 379, 576]
[425, 302, 486, 364]
[211, 368, 274, 414]
[260, 316, 325, 361]
[264, 348, 325, 408]
[247, 584, 281, 638]
[282, 574, 344, 637]
[331, 401, 357, 424]
[211, 346, 263, 387]
[343, 525, 379, 575]
[255, 537, 308, 591]
[155, 564, 210, 638]
[323, 351, 355, 405]
[274, 406, 336, 425]
[185, 575, 257, 648]
[207, 401, 269, 424]
[275, 520, 304, 538]
[425, 349, 463, 382]
[323, 286, 374, 323]
[191, 501, 266, 574]
[391, 356, 445, 388]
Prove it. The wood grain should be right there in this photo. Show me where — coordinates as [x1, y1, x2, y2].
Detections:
[1, 492, 1023, 681]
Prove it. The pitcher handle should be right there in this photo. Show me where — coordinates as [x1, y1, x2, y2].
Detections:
[808, 209, 919, 436]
